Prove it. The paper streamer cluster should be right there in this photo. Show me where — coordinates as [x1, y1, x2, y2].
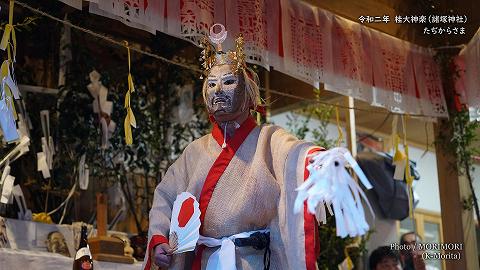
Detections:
[87, 70, 116, 149]
[0, 0, 22, 143]
[294, 147, 374, 238]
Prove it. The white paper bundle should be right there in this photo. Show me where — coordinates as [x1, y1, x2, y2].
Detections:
[169, 192, 200, 254]
[78, 154, 89, 190]
[87, 70, 116, 149]
[0, 166, 14, 204]
[294, 147, 374, 238]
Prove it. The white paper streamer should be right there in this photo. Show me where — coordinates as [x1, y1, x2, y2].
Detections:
[87, 70, 115, 149]
[78, 154, 89, 190]
[0, 175, 14, 204]
[0, 136, 30, 168]
[36, 111, 54, 179]
[294, 147, 374, 238]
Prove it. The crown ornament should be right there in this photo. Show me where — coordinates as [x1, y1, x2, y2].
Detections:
[199, 23, 246, 78]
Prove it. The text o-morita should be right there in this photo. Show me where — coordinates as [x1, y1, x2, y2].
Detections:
[422, 252, 461, 260]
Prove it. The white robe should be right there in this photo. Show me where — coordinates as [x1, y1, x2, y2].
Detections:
[144, 117, 321, 270]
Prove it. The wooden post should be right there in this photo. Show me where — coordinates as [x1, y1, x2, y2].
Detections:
[96, 193, 108, 237]
[89, 192, 135, 263]
[434, 52, 479, 270]
[435, 121, 479, 270]
[345, 96, 357, 157]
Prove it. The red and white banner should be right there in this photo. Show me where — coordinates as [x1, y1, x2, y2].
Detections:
[64, 0, 448, 117]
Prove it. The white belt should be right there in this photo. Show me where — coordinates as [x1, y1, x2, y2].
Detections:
[197, 229, 269, 270]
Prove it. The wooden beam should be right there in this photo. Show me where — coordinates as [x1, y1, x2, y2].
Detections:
[19, 84, 59, 95]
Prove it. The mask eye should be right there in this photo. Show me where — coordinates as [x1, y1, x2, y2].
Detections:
[223, 79, 236, 85]
[208, 82, 216, 88]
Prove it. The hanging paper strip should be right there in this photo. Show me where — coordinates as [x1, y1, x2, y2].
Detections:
[224, 0, 279, 69]
[458, 28, 480, 118]
[167, 0, 225, 45]
[401, 115, 415, 218]
[329, 15, 373, 102]
[0, 0, 21, 143]
[412, 48, 448, 118]
[89, 0, 164, 34]
[124, 41, 136, 145]
[280, 0, 333, 84]
[370, 30, 419, 114]
[0, 0, 16, 61]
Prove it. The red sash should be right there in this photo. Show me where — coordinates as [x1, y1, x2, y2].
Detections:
[192, 117, 257, 269]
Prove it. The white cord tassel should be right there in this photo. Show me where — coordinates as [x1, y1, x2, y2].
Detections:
[222, 123, 227, 149]
[294, 147, 374, 238]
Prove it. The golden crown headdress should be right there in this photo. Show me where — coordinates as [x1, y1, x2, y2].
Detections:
[200, 23, 246, 77]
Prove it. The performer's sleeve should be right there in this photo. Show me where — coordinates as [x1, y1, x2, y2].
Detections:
[143, 152, 189, 270]
[268, 128, 322, 270]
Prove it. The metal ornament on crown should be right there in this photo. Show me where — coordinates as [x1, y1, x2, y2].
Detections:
[199, 23, 246, 78]
[209, 23, 227, 51]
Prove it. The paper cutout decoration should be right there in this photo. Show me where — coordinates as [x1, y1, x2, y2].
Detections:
[169, 192, 200, 254]
[294, 147, 374, 238]
[87, 70, 116, 149]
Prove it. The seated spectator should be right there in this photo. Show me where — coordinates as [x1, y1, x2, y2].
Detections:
[369, 246, 402, 270]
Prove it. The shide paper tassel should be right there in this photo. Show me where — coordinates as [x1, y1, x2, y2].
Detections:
[391, 115, 415, 218]
[0, 0, 21, 143]
[294, 147, 374, 238]
[123, 41, 136, 145]
[401, 115, 415, 218]
[0, 1, 16, 62]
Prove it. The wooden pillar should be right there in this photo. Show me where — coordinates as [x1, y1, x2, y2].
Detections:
[96, 193, 108, 237]
[434, 121, 478, 270]
[434, 52, 479, 270]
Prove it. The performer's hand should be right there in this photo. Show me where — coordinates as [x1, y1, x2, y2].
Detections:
[154, 243, 173, 268]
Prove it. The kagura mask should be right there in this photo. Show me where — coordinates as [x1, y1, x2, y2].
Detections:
[201, 24, 260, 122]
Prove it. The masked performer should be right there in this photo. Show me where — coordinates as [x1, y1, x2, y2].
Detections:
[144, 24, 372, 270]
